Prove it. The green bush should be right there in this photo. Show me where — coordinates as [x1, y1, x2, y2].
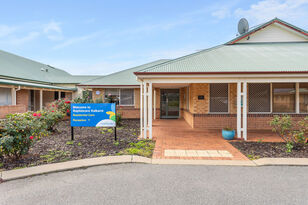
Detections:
[270, 115, 308, 152]
[0, 110, 64, 159]
[0, 112, 47, 159]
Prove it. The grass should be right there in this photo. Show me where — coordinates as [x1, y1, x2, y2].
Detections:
[247, 153, 260, 160]
[40, 150, 71, 163]
[66, 141, 74, 145]
[122, 140, 155, 158]
[92, 150, 106, 157]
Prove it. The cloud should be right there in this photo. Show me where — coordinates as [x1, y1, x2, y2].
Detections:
[212, 7, 231, 19]
[43, 20, 63, 41]
[0, 25, 18, 38]
[9, 32, 40, 45]
[53, 32, 101, 50]
[235, 0, 308, 24]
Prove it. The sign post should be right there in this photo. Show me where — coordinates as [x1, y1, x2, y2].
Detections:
[70, 103, 117, 141]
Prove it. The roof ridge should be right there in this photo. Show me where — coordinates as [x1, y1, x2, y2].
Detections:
[139, 45, 224, 73]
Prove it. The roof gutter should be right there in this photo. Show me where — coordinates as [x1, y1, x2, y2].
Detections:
[134, 71, 308, 75]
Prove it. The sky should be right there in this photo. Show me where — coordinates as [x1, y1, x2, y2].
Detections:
[0, 0, 308, 75]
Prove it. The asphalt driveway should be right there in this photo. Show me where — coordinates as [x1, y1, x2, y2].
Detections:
[1, 164, 307, 205]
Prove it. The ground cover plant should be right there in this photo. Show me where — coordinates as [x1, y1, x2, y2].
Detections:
[230, 115, 308, 159]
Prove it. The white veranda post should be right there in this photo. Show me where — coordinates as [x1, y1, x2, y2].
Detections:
[237, 82, 242, 139]
[237, 81, 248, 140]
[148, 82, 153, 139]
[39, 90, 43, 110]
[140, 82, 143, 137]
[143, 82, 147, 139]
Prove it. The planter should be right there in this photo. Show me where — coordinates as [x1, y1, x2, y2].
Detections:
[222, 129, 235, 140]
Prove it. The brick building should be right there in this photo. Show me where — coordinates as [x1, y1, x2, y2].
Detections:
[0, 50, 102, 118]
[79, 18, 308, 140]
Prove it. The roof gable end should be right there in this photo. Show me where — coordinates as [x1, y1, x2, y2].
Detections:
[227, 18, 308, 45]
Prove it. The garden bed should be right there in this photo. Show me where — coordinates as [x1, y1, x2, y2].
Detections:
[230, 141, 308, 159]
[0, 119, 154, 171]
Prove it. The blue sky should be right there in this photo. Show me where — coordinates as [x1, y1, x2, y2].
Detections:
[0, 0, 308, 75]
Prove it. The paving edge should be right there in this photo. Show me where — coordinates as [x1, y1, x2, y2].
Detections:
[1, 156, 308, 182]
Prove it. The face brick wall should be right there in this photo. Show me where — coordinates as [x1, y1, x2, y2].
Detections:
[16, 89, 29, 109]
[189, 83, 209, 114]
[0, 105, 27, 118]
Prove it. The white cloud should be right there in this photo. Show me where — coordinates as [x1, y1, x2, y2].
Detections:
[0, 25, 17, 38]
[235, 0, 308, 24]
[43, 21, 63, 41]
[212, 7, 231, 19]
[9, 32, 40, 45]
[53, 32, 100, 50]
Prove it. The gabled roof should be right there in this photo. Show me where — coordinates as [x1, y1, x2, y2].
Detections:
[81, 59, 170, 86]
[226, 18, 308, 45]
[134, 42, 308, 74]
[0, 49, 103, 84]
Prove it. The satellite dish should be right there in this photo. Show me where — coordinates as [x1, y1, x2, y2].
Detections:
[238, 18, 249, 34]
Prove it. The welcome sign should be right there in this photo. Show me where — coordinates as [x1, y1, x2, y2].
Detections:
[70, 103, 116, 127]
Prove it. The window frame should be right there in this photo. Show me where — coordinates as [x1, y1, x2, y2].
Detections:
[119, 88, 135, 106]
[0, 87, 12, 106]
[248, 83, 272, 114]
[104, 88, 135, 106]
[272, 83, 296, 114]
[209, 83, 229, 114]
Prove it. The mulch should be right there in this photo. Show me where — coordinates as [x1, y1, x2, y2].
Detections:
[230, 141, 308, 158]
[0, 119, 140, 170]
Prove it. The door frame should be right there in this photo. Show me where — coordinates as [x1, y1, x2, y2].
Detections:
[160, 88, 180, 119]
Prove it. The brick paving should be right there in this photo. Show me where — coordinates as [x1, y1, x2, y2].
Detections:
[152, 119, 249, 160]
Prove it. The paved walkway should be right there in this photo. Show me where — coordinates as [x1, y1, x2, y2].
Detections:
[152, 119, 248, 160]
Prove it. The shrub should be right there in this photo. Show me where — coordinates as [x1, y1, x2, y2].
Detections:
[50, 99, 71, 116]
[0, 110, 64, 159]
[0, 112, 47, 159]
[270, 115, 308, 152]
[73, 90, 94, 103]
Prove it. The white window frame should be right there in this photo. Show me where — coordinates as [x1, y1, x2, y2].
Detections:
[208, 83, 229, 114]
[0, 87, 13, 106]
[248, 83, 272, 114]
[119, 88, 135, 106]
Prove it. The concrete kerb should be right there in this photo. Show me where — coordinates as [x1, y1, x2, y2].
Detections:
[1, 156, 308, 182]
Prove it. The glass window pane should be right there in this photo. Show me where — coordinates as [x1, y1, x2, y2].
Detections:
[300, 83, 308, 113]
[105, 88, 119, 104]
[249, 83, 270, 112]
[120, 89, 134, 105]
[210, 83, 228, 112]
[0, 88, 12, 106]
[272, 83, 295, 113]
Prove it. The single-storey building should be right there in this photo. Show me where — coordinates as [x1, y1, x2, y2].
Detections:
[0, 50, 101, 118]
[81, 18, 308, 140]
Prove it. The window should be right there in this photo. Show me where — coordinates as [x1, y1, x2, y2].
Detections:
[272, 83, 295, 113]
[120, 89, 134, 105]
[210, 83, 228, 112]
[104, 88, 134, 105]
[82, 90, 93, 100]
[54, 91, 59, 100]
[0, 88, 12, 106]
[105, 88, 119, 104]
[248, 83, 271, 112]
[61, 92, 66, 99]
[300, 83, 308, 113]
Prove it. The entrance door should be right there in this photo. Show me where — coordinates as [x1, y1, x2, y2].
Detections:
[160, 89, 180, 119]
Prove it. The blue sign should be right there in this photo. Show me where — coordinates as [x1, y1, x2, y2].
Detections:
[70, 103, 116, 127]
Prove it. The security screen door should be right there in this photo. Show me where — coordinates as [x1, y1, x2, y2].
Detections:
[160, 89, 180, 119]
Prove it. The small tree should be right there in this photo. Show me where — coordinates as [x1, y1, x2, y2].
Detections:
[270, 115, 308, 152]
